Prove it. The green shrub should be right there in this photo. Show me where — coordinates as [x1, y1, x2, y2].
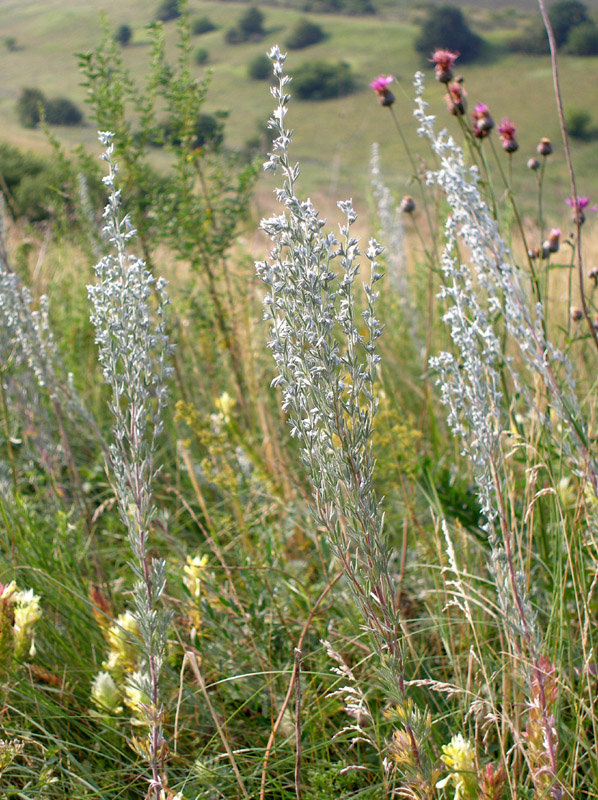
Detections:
[44, 96, 83, 126]
[548, 0, 590, 48]
[507, 21, 549, 55]
[194, 47, 209, 65]
[247, 53, 272, 80]
[415, 5, 484, 63]
[302, 0, 374, 14]
[156, 113, 225, 150]
[226, 6, 265, 44]
[0, 142, 45, 193]
[155, 0, 181, 22]
[192, 16, 216, 35]
[292, 60, 355, 100]
[285, 18, 325, 50]
[565, 107, 594, 139]
[16, 89, 83, 128]
[115, 24, 132, 46]
[4, 36, 17, 51]
[565, 21, 598, 55]
[16, 88, 46, 128]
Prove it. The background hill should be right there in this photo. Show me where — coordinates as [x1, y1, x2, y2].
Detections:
[1, 0, 598, 221]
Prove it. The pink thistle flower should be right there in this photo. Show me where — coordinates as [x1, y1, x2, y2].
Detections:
[369, 75, 395, 107]
[566, 196, 597, 224]
[472, 103, 494, 139]
[445, 81, 467, 116]
[430, 49, 459, 83]
[497, 117, 518, 152]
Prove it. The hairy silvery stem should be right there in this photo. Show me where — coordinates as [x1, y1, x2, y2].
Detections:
[88, 133, 173, 799]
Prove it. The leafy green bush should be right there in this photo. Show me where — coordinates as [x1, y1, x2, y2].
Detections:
[415, 5, 484, 63]
[225, 6, 265, 44]
[44, 96, 83, 126]
[285, 18, 325, 49]
[16, 88, 83, 128]
[302, 0, 374, 14]
[194, 46, 209, 65]
[548, 0, 590, 48]
[565, 21, 598, 55]
[507, 21, 549, 55]
[115, 24, 132, 46]
[565, 107, 594, 139]
[292, 60, 355, 100]
[192, 15, 216, 35]
[247, 53, 272, 80]
[155, 0, 181, 23]
[16, 88, 46, 128]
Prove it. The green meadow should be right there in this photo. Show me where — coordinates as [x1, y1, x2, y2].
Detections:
[1, 0, 598, 219]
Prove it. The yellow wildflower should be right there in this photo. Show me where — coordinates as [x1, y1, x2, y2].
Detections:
[436, 734, 477, 799]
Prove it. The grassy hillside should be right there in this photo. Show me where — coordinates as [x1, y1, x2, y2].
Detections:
[1, 0, 598, 222]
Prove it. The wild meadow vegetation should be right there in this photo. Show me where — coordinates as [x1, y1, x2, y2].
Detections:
[2, 1, 598, 798]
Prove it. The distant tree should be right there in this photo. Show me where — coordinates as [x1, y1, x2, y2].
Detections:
[155, 0, 181, 23]
[292, 60, 355, 100]
[507, 20, 549, 55]
[566, 21, 598, 55]
[226, 6, 265, 44]
[238, 6, 265, 40]
[302, 0, 374, 14]
[44, 96, 83, 126]
[115, 24, 132, 46]
[194, 47, 209, 65]
[192, 16, 216, 35]
[247, 53, 272, 80]
[285, 18, 325, 50]
[16, 88, 46, 129]
[158, 113, 225, 150]
[548, 0, 590, 48]
[565, 107, 594, 139]
[4, 36, 17, 51]
[415, 5, 484, 64]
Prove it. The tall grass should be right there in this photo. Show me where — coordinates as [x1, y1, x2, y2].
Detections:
[0, 6, 598, 800]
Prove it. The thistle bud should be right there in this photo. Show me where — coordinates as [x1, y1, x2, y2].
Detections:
[537, 137, 553, 156]
[400, 195, 416, 213]
[571, 307, 584, 322]
[527, 157, 541, 171]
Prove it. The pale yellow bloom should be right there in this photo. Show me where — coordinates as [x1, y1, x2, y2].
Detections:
[91, 671, 123, 713]
[436, 734, 477, 799]
[183, 554, 208, 600]
[104, 611, 139, 672]
[123, 671, 151, 717]
[12, 589, 41, 657]
[215, 392, 235, 422]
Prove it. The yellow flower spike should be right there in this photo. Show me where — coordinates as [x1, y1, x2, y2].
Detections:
[12, 588, 41, 658]
[215, 391, 235, 422]
[91, 671, 123, 714]
[183, 554, 209, 600]
[104, 611, 139, 672]
[123, 671, 151, 719]
[436, 734, 478, 800]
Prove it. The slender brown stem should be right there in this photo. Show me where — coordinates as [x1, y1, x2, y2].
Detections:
[537, 0, 598, 357]
[294, 648, 303, 800]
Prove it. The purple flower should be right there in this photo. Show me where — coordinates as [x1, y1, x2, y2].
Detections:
[566, 196, 597, 224]
[369, 75, 395, 107]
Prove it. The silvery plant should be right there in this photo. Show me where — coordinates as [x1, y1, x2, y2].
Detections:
[88, 133, 173, 800]
[413, 73, 566, 796]
[0, 202, 97, 495]
[256, 47, 432, 782]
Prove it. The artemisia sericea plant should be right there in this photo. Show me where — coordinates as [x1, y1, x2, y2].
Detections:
[256, 47, 436, 796]
[88, 133, 173, 800]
